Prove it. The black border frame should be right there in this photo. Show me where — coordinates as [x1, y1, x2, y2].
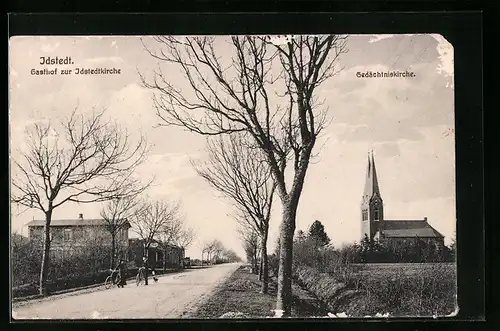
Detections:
[6, 9, 487, 331]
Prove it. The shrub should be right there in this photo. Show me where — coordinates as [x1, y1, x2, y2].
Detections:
[268, 253, 279, 277]
[11, 236, 113, 291]
[357, 263, 457, 316]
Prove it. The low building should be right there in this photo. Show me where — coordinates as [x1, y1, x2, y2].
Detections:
[26, 213, 131, 263]
[128, 238, 185, 269]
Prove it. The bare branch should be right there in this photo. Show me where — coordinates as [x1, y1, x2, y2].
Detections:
[192, 132, 276, 242]
[131, 198, 182, 250]
[11, 107, 154, 215]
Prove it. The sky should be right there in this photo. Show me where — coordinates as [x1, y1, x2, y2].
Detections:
[9, 34, 455, 259]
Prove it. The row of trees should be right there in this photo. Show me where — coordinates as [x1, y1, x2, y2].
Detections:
[201, 239, 242, 264]
[138, 35, 348, 315]
[350, 234, 456, 263]
[101, 197, 195, 269]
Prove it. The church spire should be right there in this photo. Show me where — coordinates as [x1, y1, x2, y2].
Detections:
[362, 151, 372, 202]
[371, 151, 381, 197]
[362, 150, 381, 202]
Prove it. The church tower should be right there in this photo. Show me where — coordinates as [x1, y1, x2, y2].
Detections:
[360, 151, 384, 241]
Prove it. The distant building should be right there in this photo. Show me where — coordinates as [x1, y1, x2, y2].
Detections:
[127, 238, 185, 269]
[360, 152, 445, 251]
[26, 213, 131, 259]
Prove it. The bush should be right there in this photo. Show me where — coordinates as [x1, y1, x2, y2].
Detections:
[268, 253, 279, 277]
[11, 236, 113, 291]
[356, 263, 457, 316]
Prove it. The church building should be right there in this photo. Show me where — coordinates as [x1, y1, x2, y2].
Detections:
[360, 152, 445, 249]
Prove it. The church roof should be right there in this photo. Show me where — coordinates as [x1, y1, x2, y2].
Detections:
[27, 218, 131, 228]
[381, 220, 444, 238]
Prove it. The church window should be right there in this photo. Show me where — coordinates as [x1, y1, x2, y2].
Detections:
[362, 210, 368, 221]
[374, 208, 379, 220]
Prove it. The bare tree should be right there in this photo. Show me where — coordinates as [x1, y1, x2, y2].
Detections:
[239, 225, 260, 275]
[156, 216, 182, 270]
[156, 216, 195, 270]
[192, 133, 275, 293]
[100, 196, 140, 268]
[173, 227, 196, 250]
[202, 239, 224, 264]
[11, 108, 151, 295]
[131, 199, 181, 258]
[221, 248, 242, 263]
[202, 241, 214, 264]
[140, 35, 347, 314]
[211, 239, 225, 263]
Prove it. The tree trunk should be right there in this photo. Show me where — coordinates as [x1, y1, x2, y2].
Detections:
[275, 200, 297, 317]
[39, 208, 53, 296]
[253, 248, 258, 274]
[110, 234, 116, 269]
[259, 247, 263, 280]
[261, 229, 269, 294]
[163, 247, 167, 271]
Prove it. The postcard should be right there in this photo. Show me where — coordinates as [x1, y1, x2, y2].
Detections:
[9, 34, 457, 319]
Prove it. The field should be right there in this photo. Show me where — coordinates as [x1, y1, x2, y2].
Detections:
[338, 262, 458, 317]
[350, 262, 456, 275]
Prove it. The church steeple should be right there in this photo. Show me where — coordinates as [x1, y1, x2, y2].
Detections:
[361, 150, 384, 241]
[370, 151, 381, 199]
[362, 152, 372, 203]
[362, 150, 381, 202]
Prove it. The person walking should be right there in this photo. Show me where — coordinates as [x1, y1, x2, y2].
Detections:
[142, 256, 149, 285]
[116, 259, 127, 288]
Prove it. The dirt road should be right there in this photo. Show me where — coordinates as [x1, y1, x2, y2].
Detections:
[12, 263, 241, 319]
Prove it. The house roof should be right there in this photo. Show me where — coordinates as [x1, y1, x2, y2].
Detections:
[27, 218, 131, 228]
[381, 220, 444, 238]
[129, 237, 183, 250]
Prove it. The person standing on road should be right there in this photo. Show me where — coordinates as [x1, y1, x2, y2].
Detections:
[116, 259, 127, 288]
[142, 256, 149, 285]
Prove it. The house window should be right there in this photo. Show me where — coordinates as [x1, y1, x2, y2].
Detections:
[63, 228, 73, 242]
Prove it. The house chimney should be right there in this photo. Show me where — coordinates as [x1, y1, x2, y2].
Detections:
[424, 217, 427, 222]
[79, 213, 83, 220]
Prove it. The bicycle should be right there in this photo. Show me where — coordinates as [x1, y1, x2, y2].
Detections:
[136, 267, 158, 286]
[104, 269, 121, 289]
[136, 267, 146, 286]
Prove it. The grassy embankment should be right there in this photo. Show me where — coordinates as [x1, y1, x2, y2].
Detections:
[294, 262, 458, 317]
[192, 263, 457, 318]
[192, 265, 328, 318]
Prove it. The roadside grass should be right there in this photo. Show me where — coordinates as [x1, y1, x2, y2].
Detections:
[352, 263, 457, 317]
[327, 262, 458, 317]
[192, 265, 328, 318]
